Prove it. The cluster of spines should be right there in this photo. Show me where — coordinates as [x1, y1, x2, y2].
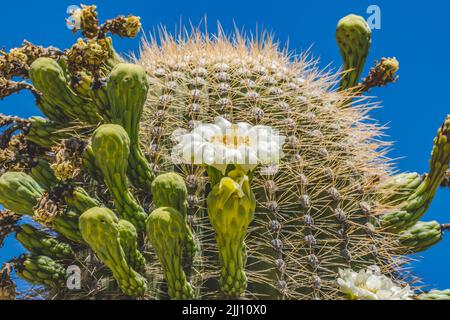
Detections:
[137, 31, 400, 299]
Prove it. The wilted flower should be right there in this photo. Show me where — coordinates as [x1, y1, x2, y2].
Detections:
[337, 266, 413, 300]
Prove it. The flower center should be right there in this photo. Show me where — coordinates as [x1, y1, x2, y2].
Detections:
[210, 128, 251, 148]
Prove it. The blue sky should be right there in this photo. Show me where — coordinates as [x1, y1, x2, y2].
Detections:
[1, 0, 449, 291]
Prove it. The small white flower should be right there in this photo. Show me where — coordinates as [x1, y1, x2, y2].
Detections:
[337, 266, 413, 300]
[66, 7, 82, 30]
[171, 116, 285, 173]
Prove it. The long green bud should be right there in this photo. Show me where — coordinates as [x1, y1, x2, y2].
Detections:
[398, 221, 444, 253]
[118, 219, 146, 272]
[417, 289, 450, 300]
[52, 210, 84, 244]
[336, 14, 372, 91]
[16, 224, 74, 260]
[382, 116, 450, 231]
[29, 57, 102, 124]
[0, 172, 44, 215]
[206, 170, 256, 298]
[107, 63, 154, 192]
[29, 159, 59, 190]
[91, 124, 147, 230]
[79, 207, 147, 297]
[14, 254, 66, 288]
[25, 117, 70, 148]
[146, 207, 196, 300]
[151, 173, 196, 272]
[378, 172, 423, 206]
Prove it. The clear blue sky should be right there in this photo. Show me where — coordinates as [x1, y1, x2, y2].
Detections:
[1, 0, 449, 291]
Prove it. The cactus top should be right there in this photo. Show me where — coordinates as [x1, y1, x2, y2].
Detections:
[171, 116, 285, 174]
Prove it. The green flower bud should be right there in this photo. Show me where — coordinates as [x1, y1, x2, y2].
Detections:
[146, 207, 196, 300]
[336, 14, 371, 90]
[207, 172, 256, 298]
[79, 207, 147, 297]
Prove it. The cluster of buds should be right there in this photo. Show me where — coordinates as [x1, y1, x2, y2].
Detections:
[67, 4, 141, 40]
[0, 263, 16, 300]
[50, 138, 87, 181]
[66, 38, 109, 79]
[360, 57, 399, 92]
[0, 41, 62, 80]
[0, 210, 20, 248]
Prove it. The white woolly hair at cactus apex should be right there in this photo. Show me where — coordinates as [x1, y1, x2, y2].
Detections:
[0, 2, 449, 302]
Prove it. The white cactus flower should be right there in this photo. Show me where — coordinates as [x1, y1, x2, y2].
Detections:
[66, 7, 82, 30]
[337, 266, 413, 300]
[171, 116, 285, 173]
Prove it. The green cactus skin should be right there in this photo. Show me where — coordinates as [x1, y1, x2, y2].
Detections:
[378, 172, 423, 206]
[72, 71, 111, 120]
[398, 221, 443, 253]
[104, 37, 125, 69]
[91, 124, 147, 230]
[29, 57, 102, 124]
[0, 172, 44, 215]
[65, 187, 101, 213]
[16, 224, 74, 260]
[52, 210, 84, 244]
[118, 219, 146, 272]
[206, 171, 256, 299]
[35, 96, 70, 123]
[15, 254, 66, 288]
[81, 145, 102, 181]
[151, 172, 197, 273]
[336, 14, 372, 90]
[382, 116, 450, 231]
[29, 159, 60, 190]
[79, 207, 147, 297]
[30, 159, 100, 213]
[151, 173, 188, 216]
[106, 63, 154, 192]
[26, 116, 70, 148]
[417, 289, 450, 300]
[0, 171, 86, 243]
[146, 207, 196, 300]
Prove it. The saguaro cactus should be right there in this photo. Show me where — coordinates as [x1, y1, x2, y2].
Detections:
[0, 6, 449, 300]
